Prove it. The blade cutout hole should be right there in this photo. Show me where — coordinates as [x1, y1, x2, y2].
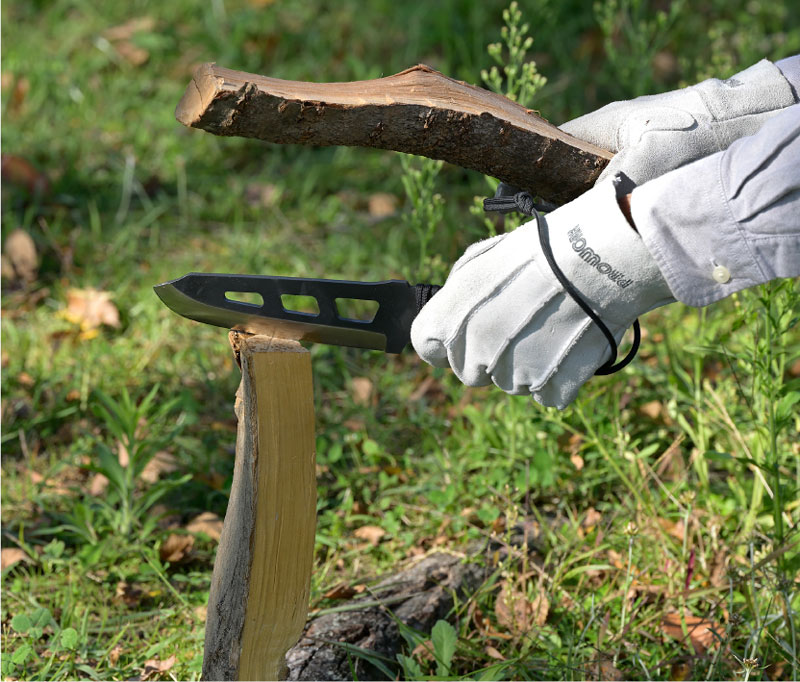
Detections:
[281, 294, 320, 316]
[335, 298, 379, 322]
[225, 291, 264, 307]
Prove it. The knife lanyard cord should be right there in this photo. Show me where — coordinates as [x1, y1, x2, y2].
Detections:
[414, 283, 442, 314]
[483, 189, 641, 376]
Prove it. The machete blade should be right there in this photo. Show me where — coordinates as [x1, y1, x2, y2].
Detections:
[153, 273, 427, 353]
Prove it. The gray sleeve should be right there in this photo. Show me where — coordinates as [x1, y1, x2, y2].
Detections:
[776, 55, 800, 98]
[630, 104, 800, 307]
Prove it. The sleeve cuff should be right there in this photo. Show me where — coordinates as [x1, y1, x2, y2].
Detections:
[776, 54, 800, 100]
[629, 152, 765, 307]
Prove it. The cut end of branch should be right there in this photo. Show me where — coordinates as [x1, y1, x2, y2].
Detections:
[175, 62, 223, 127]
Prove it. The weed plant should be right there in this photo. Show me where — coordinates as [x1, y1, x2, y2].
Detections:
[2, 0, 799, 680]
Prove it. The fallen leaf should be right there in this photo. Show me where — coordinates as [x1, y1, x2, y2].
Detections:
[9, 76, 30, 114]
[661, 611, 722, 654]
[140, 451, 177, 484]
[3, 229, 38, 283]
[16, 371, 35, 387]
[570, 453, 584, 470]
[117, 441, 130, 468]
[595, 657, 623, 681]
[485, 645, 505, 661]
[115, 580, 144, 607]
[765, 661, 787, 680]
[368, 192, 397, 218]
[350, 377, 373, 406]
[186, 511, 223, 542]
[322, 583, 357, 600]
[639, 400, 663, 420]
[1, 548, 30, 570]
[1, 154, 49, 195]
[353, 525, 385, 546]
[141, 653, 176, 681]
[244, 182, 278, 207]
[658, 517, 686, 542]
[583, 507, 602, 531]
[114, 41, 150, 66]
[195, 470, 226, 490]
[495, 580, 548, 635]
[89, 473, 109, 496]
[61, 288, 120, 334]
[103, 16, 156, 41]
[107, 643, 123, 665]
[411, 640, 435, 663]
[343, 418, 365, 431]
[159, 533, 194, 563]
[669, 660, 693, 681]
[531, 589, 550, 627]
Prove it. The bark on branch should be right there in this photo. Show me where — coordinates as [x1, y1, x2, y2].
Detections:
[176, 63, 612, 205]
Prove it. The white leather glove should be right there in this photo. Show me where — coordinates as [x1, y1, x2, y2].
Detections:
[560, 59, 796, 184]
[411, 176, 675, 409]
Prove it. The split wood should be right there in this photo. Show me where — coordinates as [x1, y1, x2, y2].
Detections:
[202, 333, 316, 681]
[176, 63, 612, 205]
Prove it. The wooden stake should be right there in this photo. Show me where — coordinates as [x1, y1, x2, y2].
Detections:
[175, 63, 612, 206]
[202, 333, 316, 681]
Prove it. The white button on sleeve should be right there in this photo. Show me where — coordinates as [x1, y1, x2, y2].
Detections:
[712, 265, 731, 283]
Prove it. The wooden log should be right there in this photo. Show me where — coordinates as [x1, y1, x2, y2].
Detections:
[285, 552, 491, 681]
[202, 332, 317, 681]
[284, 520, 542, 680]
[176, 63, 612, 206]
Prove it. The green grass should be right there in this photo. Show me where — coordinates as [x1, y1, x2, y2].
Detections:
[3, 0, 800, 680]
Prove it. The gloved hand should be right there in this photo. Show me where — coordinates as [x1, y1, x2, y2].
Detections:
[411, 176, 675, 408]
[560, 59, 796, 184]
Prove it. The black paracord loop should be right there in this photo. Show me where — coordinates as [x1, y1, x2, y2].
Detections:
[414, 283, 442, 314]
[483, 187, 640, 375]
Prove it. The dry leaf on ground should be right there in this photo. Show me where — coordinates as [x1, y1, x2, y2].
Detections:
[103, 17, 155, 41]
[244, 182, 278, 207]
[485, 645, 505, 661]
[583, 507, 602, 531]
[639, 400, 664, 420]
[140, 451, 178, 484]
[3, 229, 38, 283]
[661, 611, 722, 654]
[89, 472, 109, 496]
[159, 533, 194, 563]
[594, 657, 624, 681]
[107, 644, 123, 665]
[1, 154, 49, 195]
[353, 525, 385, 546]
[62, 288, 120, 334]
[368, 192, 397, 218]
[186, 511, 223, 542]
[141, 653, 177, 681]
[669, 660, 693, 681]
[115, 580, 144, 607]
[1, 547, 30, 570]
[103, 17, 155, 66]
[350, 377, 373, 406]
[495, 580, 549, 635]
